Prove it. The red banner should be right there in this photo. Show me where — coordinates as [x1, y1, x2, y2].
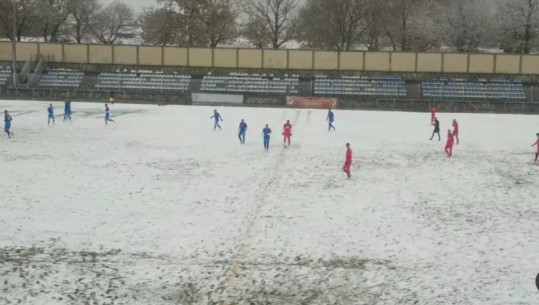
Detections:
[286, 96, 338, 108]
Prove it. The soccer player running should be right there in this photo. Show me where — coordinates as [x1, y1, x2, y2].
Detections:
[238, 119, 247, 144]
[445, 129, 454, 157]
[326, 108, 336, 131]
[282, 120, 292, 147]
[4, 110, 13, 139]
[63, 100, 72, 121]
[430, 117, 440, 141]
[430, 105, 437, 125]
[210, 109, 223, 130]
[532, 133, 539, 163]
[105, 104, 115, 125]
[343, 143, 353, 179]
[263, 124, 272, 151]
[452, 119, 459, 145]
[47, 103, 55, 125]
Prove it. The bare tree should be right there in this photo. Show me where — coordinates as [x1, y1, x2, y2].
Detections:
[242, 14, 271, 48]
[296, 0, 366, 51]
[383, 0, 439, 51]
[161, 0, 206, 46]
[35, 0, 75, 42]
[91, 0, 134, 44]
[200, 0, 239, 47]
[139, 6, 180, 46]
[0, 0, 37, 41]
[70, 0, 100, 43]
[361, 0, 385, 51]
[439, 0, 495, 52]
[244, 0, 300, 48]
[154, 0, 238, 47]
[404, 10, 440, 51]
[499, 0, 539, 53]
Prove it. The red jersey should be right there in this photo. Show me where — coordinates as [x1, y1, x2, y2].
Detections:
[453, 121, 459, 132]
[431, 107, 436, 114]
[534, 140, 539, 151]
[446, 134, 454, 147]
[283, 123, 292, 135]
[346, 148, 352, 163]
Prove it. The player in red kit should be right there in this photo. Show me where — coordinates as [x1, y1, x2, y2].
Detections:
[343, 143, 352, 178]
[531, 133, 539, 163]
[445, 130, 454, 157]
[452, 119, 459, 145]
[282, 120, 292, 147]
[430, 105, 437, 125]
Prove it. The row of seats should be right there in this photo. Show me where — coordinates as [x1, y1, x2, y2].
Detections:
[422, 79, 526, 100]
[201, 73, 300, 94]
[38, 69, 84, 88]
[97, 72, 191, 91]
[314, 75, 407, 97]
[0, 66, 11, 86]
[13, 67, 535, 100]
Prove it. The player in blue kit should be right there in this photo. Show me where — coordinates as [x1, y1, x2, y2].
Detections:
[105, 104, 115, 125]
[263, 124, 272, 151]
[238, 119, 247, 144]
[63, 100, 72, 121]
[210, 109, 223, 130]
[4, 110, 13, 138]
[47, 103, 55, 125]
[326, 108, 335, 131]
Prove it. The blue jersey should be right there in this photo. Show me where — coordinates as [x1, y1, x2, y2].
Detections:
[212, 113, 222, 122]
[263, 127, 272, 139]
[48, 106, 53, 115]
[239, 122, 247, 132]
[4, 114, 12, 126]
[327, 111, 334, 122]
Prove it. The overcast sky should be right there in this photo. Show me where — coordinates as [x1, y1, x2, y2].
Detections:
[101, 0, 157, 12]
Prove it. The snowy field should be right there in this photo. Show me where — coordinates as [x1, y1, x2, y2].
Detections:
[0, 100, 538, 305]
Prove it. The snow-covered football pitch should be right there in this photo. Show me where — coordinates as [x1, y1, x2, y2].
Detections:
[0, 100, 538, 305]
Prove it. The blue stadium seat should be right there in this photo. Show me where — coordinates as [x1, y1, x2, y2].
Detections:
[422, 78, 526, 100]
[201, 73, 299, 94]
[313, 75, 407, 97]
[97, 71, 191, 92]
[38, 69, 84, 88]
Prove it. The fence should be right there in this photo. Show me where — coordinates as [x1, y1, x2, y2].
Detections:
[2, 42, 539, 74]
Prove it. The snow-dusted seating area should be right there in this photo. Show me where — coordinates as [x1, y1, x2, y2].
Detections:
[38, 69, 84, 88]
[422, 79, 526, 100]
[314, 75, 407, 97]
[97, 70, 191, 92]
[201, 72, 300, 94]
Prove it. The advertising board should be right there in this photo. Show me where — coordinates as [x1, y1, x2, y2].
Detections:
[286, 96, 338, 108]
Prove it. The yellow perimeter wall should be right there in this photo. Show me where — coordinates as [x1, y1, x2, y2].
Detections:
[1, 42, 538, 75]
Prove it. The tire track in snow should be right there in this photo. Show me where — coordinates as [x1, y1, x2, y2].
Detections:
[215, 109, 302, 303]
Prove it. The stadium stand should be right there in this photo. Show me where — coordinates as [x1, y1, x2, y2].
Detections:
[314, 75, 407, 97]
[38, 69, 84, 88]
[422, 79, 526, 100]
[201, 73, 300, 94]
[97, 70, 191, 91]
[0, 66, 12, 86]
